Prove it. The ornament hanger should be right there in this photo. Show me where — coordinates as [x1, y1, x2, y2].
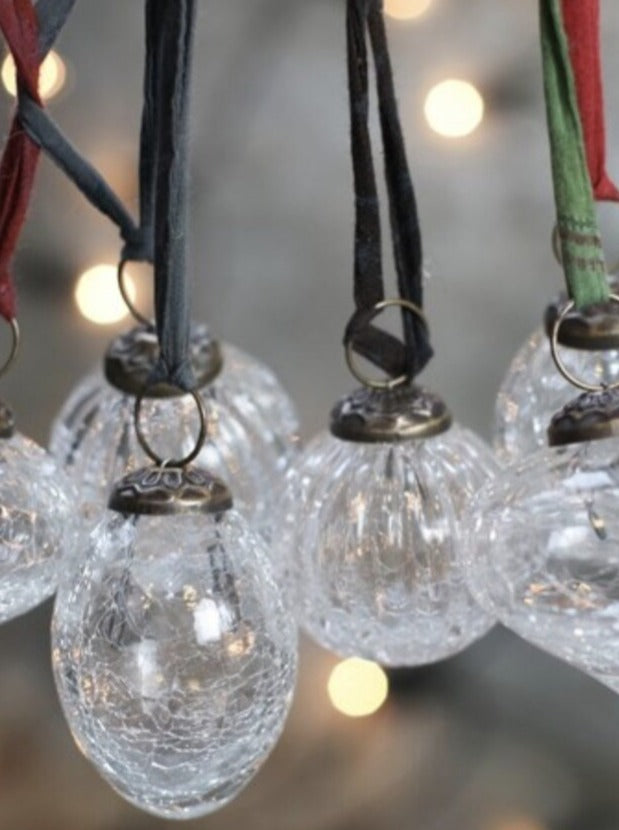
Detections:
[541, 0, 609, 310]
[344, 0, 432, 385]
[133, 383, 207, 468]
[550, 294, 619, 391]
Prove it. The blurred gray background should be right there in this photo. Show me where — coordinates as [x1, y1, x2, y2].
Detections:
[2, 1, 619, 828]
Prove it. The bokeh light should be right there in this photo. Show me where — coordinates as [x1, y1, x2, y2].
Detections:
[327, 658, 389, 718]
[385, 0, 433, 21]
[74, 264, 136, 325]
[2, 50, 67, 101]
[424, 78, 484, 138]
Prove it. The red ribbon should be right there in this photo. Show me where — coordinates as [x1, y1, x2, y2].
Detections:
[561, 0, 619, 202]
[0, 0, 42, 321]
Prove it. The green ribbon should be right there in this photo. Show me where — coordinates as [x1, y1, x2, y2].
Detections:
[540, 0, 608, 308]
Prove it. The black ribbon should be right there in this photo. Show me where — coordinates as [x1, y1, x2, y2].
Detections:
[18, 0, 150, 261]
[148, 0, 196, 391]
[345, 0, 432, 380]
[20, 0, 196, 390]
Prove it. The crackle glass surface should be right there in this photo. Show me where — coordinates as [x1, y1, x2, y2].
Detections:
[51, 509, 297, 819]
[0, 432, 76, 622]
[493, 327, 619, 463]
[464, 438, 619, 693]
[49, 343, 300, 534]
[277, 424, 498, 666]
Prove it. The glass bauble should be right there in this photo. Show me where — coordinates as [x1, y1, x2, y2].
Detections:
[0, 431, 76, 622]
[494, 328, 619, 463]
[465, 437, 619, 692]
[51, 505, 297, 818]
[49, 340, 299, 535]
[278, 421, 498, 666]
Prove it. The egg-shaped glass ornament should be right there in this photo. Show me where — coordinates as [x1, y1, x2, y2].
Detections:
[467, 402, 619, 692]
[494, 294, 619, 463]
[0, 406, 76, 622]
[52, 465, 297, 819]
[278, 385, 498, 666]
[49, 326, 299, 534]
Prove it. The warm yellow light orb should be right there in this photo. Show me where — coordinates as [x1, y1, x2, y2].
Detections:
[424, 78, 484, 138]
[385, 0, 433, 21]
[2, 50, 66, 100]
[327, 658, 389, 718]
[74, 264, 136, 326]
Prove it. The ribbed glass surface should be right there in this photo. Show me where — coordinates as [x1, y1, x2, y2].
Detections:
[465, 438, 619, 693]
[277, 424, 498, 666]
[49, 343, 300, 536]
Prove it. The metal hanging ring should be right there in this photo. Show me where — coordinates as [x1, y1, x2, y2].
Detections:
[118, 259, 153, 328]
[0, 318, 20, 381]
[345, 298, 427, 390]
[134, 383, 207, 467]
[551, 294, 619, 392]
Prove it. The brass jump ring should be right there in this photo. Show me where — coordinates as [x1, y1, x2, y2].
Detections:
[344, 298, 427, 390]
[134, 384, 207, 467]
[118, 259, 153, 328]
[0, 318, 20, 381]
[551, 294, 619, 392]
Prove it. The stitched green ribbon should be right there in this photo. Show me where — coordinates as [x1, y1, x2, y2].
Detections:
[540, 0, 608, 308]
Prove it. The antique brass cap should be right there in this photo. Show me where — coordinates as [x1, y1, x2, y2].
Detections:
[0, 401, 15, 439]
[547, 387, 619, 447]
[108, 465, 233, 516]
[104, 323, 222, 397]
[330, 384, 452, 444]
[544, 287, 619, 351]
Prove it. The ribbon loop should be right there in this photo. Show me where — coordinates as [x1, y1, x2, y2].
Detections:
[540, 0, 609, 309]
[345, 0, 432, 381]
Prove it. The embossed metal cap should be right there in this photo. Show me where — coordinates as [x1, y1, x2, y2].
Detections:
[108, 465, 233, 516]
[544, 284, 619, 351]
[330, 384, 452, 444]
[547, 387, 619, 446]
[104, 323, 223, 397]
[0, 401, 14, 439]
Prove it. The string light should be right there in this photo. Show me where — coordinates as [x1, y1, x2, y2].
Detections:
[385, 0, 433, 21]
[1, 50, 67, 101]
[327, 658, 389, 718]
[424, 78, 484, 138]
[74, 264, 136, 325]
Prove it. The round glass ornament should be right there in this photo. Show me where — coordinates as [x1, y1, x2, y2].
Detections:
[277, 385, 499, 666]
[0, 403, 76, 622]
[49, 325, 300, 535]
[466, 390, 619, 692]
[494, 292, 619, 463]
[51, 465, 297, 819]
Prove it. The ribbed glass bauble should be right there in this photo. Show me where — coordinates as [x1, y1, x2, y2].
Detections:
[49, 341, 299, 534]
[51, 507, 297, 819]
[278, 422, 498, 666]
[465, 437, 619, 692]
[0, 432, 76, 622]
[494, 328, 619, 463]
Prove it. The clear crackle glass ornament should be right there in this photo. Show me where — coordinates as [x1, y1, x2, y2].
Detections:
[468, 387, 619, 693]
[276, 385, 499, 667]
[52, 464, 297, 819]
[0, 402, 76, 622]
[494, 291, 619, 463]
[49, 325, 299, 536]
